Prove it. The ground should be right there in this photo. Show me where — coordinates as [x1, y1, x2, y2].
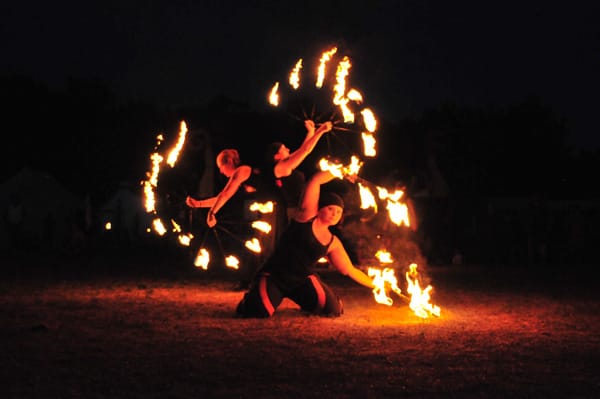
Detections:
[1, 251, 599, 399]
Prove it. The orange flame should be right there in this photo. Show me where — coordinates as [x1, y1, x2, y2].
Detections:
[375, 249, 393, 264]
[166, 121, 188, 167]
[358, 182, 377, 211]
[332, 56, 355, 123]
[318, 156, 363, 179]
[152, 218, 167, 236]
[245, 238, 262, 253]
[289, 59, 302, 89]
[143, 151, 164, 213]
[251, 220, 272, 234]
[178, 233, 193, 247]
[225, 255, 240, 269]
[367, 267, 403, 306]
[377, 187, 410, 227]
[361, 133, 377, 157]
[361, 108, 377, 133]
[316, 47, 338, 88]
[347, 89, 363, 103]
[406, 264, 441, 318]
[249, 201, 274, 214]
[194, 248, 210, 269]
[269, 82, 280, 106]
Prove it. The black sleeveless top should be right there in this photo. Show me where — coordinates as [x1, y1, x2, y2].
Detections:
[261, 218, 333, 289]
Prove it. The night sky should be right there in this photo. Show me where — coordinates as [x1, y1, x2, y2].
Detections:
[2, 1, 599, 149]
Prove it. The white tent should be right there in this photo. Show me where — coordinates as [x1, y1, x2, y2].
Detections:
[0, 167, 83, 250]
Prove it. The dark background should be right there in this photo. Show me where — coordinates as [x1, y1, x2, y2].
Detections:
[1, 1, 599, 265]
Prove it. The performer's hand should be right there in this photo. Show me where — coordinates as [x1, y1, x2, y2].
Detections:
[316, 121, 333, 134]
[304, 120, 316, 136]
[185, 196, 197, 208]
[206, 211, 217, 228]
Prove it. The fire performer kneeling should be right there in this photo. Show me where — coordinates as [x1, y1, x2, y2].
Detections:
[236, 170, 375, 318]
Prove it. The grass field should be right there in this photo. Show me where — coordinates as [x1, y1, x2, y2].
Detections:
[2, 251, 599, 398]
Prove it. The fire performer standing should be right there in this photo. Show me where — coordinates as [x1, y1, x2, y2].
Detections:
[263, 119, 333, 223]
[236, 170, 375, 318]
[186, 149, 276, 288]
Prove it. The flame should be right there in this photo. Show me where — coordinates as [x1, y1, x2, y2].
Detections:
[171, 219, 181, 232]
[166, 121, 188, 167]
[152, 218, 167, 236]
[347, 89, 363, 103]
[318, 156, 363, 179]
[317, 257, 328, 264]
[318, 158, 343, 179]
[377, 187, 404, 202]
[406, 264, 441, 318]
[361, 108, 377, 133]
[316, 47, 338, 88]
[386, 200, 410, 227]
[377, 187, 410, 227]
[104, 222, 112, 230]
[375, 249, 393, 264]
[178, 233, 193, 247]
[361, 133, 377, 157]
[358, 182, 377, 211]
[245, 238, 262, 253]
[269, 82, 280, 106]
[251, 220, 272, 234]
[249, 201, 274, 214]
[194, 248, 210, 270]
[333, 56, 351, 105]
[368, 264, 441, 318]
[333, 57, 356, 123]
[225, 255, 240, 269]
[367, 267, 403, 306]
[143, 151, 164, 213]
[289, 59, 303, 89]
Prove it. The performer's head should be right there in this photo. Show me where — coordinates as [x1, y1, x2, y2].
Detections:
[216, 149, 241, 177]
[318, 191, 344, 226]
[265, 141, 290, 164]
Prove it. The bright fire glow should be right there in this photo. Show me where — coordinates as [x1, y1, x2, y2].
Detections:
[376, 187, 410, 227]
[245, 238, 262, 253]
[358, 182, 377, 211]
[166, 121, 188, 167]
[249, 201, 274, 214]
[367, 267, 403, 306]
[289, 59, 302, 89]
[332, 56, 357, 123]
[269, 82, 280, 106]
[375, 249, 393, 263]
[361, 133, 377, 157]
[178, 233, 193, 247]
[152, 218, 167, 236]
[368, 264, 441, 318]
[386, 200, 410, 227]
[347, 89, 363, 103]
[171, 219, 181, 232]
[251, 220, 272, 234]
[361, 108, 377, 132]
[225, 255, 240, 269]
[316, 47, 338, 88]
[406, 263, 441, 318]
[194, 248, 209, 269]
[143, 151, 163, 213]
[318, 156, 363, 179]
[104, 222, 112, 230]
